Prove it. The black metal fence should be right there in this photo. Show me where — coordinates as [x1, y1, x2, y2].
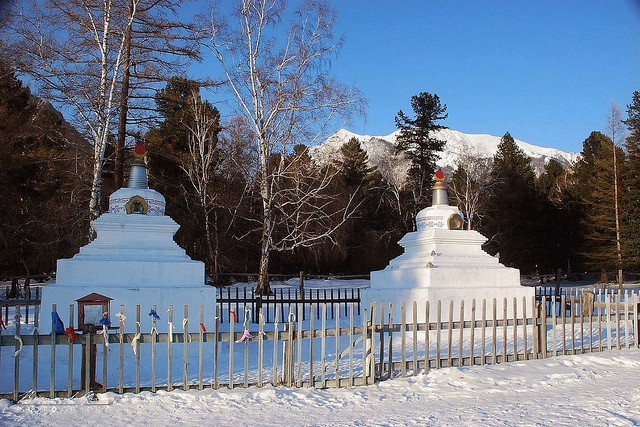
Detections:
[216, 287, 361, 323]
[1, 278, 45, 328]
[536, 285, 640, 319]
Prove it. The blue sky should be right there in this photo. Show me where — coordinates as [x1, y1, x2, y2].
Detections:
[196, 1, 640, 154]
[325, 1, 640, 153]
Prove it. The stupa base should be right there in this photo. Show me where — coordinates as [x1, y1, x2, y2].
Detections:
[367, 266, 534, 322]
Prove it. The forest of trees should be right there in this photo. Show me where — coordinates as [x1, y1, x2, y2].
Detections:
[1, 0, 639, 285]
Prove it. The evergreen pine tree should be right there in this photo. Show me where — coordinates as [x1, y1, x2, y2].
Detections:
[335, 137, 390, 272]
[622, 91, 640, 270]
[339, 137, 378, 190]
[536, 159, 571, 273]
[394, 92, 447, 209]
[536, 159, 567, 204]
[145, 78, 250, 276]
[482, 132, 544, 272]
[569, 131, 625, 279]
[0, 61, 90, 275]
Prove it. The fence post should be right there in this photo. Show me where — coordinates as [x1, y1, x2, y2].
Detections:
[254, 295, 262, 324]
[118, 305, 125, 394]
[151, 304, 157, 393]
[50, 304, 57, 398]
[167, 305, 174, 391]
[299, 271, 304, 295]
[635, 294, 639, 348]
[13, 313, 20, 402]
[68, 305, 75, 398]
[283, 312, 295, 386]
[81, 324, 98, 392]
[364, 304, 374, 384]
[183, 305, 189, 391]
[534, 303, 544, 358]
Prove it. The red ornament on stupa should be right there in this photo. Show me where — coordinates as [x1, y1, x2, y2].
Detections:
[133, 143, 147, 158]
[434, 169, 445, 182]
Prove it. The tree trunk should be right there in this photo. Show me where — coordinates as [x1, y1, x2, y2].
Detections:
[256, 235, 271, 295]
[613, 142, 623, 287]
[256, 191, 273, 294]
[599, 268, 608, 284]
[89, 158, 104, 221]
[204, 206, 215, 280]
[256, 185, 273, 295]
[115, 0, 134, 189]
[607, 102, 624, 288]
[255, 139, 273, 295]
[212, 210, 219, 286]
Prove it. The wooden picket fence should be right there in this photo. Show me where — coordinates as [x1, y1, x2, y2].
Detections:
[1, 289, 638, 402]
[374, 290, 639, 378]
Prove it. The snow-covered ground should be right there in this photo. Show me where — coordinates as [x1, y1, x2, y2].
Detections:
[1, 348, 639, 426]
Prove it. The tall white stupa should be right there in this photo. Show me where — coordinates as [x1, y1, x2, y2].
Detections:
[368, 170, 534, 321]
[40, 144, 214, 332]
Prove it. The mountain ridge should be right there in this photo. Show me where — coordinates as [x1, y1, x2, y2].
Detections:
[311, 128, 580, 180]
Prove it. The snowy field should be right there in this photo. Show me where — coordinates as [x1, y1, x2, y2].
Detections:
[1, 348, 639, 426]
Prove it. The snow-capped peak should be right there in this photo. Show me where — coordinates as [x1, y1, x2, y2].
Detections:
[311, 128, 580, 179]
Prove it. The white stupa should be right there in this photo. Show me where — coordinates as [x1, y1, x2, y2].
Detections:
[368, 170, 534, 321]
[40, 144, 214, 332]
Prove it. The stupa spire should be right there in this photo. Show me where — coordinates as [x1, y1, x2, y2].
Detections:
[414, 170, 463, 231]
[107, 143, 166, 216]
[128, 143, 148, 189]
[431, 169, 448, 206]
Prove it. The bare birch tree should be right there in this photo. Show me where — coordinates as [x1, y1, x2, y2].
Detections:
[180, 87, 222, 277]
[449, 141, 493, 230]
[6, 0, 134, 221]
[272, 147, 361, 251]
[605, 100, 626, 286]
[375, 147, 410, 228]
[5, 0, 203, 222]
[206, 0, 364, 294]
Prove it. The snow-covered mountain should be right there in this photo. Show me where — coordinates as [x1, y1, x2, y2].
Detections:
[311, 128, 580, 179]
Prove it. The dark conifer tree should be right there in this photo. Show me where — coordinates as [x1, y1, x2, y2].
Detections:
[536, 159, 571, 273]
[482, 132, 544, 272]
[336, 137, 391, 272]
[622, 91, 640, 270]
[0, 62, 91, 275]
[569, 131, 625, 278]
[145, 78, 249, 277]
[339, 137, 379, 190]
[146, 77, 201, 235]
[395, 92, 447, 210]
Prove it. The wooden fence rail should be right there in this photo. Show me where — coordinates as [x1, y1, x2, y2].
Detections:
[1, 291, 638, 402]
